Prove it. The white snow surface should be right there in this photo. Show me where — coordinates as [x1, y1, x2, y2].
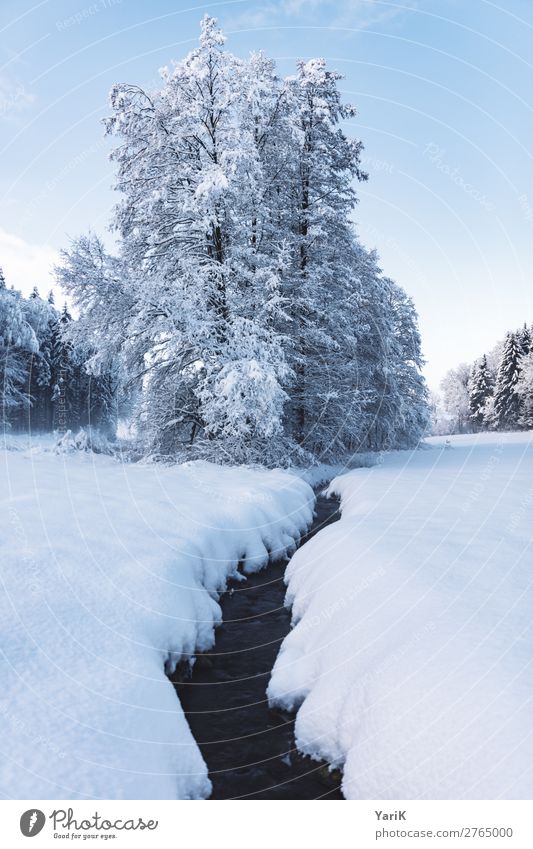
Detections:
[268, 432, 533, 799]
[0, 440, 313, 799]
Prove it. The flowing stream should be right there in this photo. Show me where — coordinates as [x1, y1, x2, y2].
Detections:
[172, 493, 343, 799]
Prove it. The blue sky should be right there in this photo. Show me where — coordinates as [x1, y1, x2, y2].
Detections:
[1, 0, 533, 388]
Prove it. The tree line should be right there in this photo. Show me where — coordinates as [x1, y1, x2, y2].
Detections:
[435, 323, 533, 434]
[0, 267, 115, 435]
[52, 16, 428, 465]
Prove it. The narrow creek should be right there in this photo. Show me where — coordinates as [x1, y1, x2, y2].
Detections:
[172, 493, 343, 800]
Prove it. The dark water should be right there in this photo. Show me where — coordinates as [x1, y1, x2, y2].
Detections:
[172, 494, 343, 800]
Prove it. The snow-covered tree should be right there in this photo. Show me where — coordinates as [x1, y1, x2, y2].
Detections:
[278, 57, 367, 457]
[0, 257, 117, 435]
[0, 282, 38, 425]
[101, 15, 292, 458]
[22, 290, 58, 430]
[430, 390, 453, 435]
[384, 280, 429, 446]
[440, 363, 472, 434]
[439, 322, 533, 436]
[493, 332, 523, 430]
[55, 234, 132, 372]
[469, 354, 494, 430]
[517, 323, 531, 356]
[517, 353, 533, 430]
[55, 16, 428, 463]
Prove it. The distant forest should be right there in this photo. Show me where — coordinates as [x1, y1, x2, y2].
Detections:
[0, 268, 115, 436]
[434, 323, 533, 434]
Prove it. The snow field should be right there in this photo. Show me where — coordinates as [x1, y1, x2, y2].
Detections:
[0, 442, 314, 799]
[268, 432, 533, 799]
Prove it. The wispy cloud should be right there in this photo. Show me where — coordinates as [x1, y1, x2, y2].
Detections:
[228, 0, 418, 33]
[0, 75, 34, 121]
[0, 228, 58, 298]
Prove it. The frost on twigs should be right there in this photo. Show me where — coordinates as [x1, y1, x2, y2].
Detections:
[52, 17, 429, 468]
[53, 427, 115, 455]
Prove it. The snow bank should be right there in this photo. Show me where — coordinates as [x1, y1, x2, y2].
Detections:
[0, 444, 313, 799]
[268, 432, 533, 799]
[292, 455, 377, 489]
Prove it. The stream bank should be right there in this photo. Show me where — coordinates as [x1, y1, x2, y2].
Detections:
[172, 493, 343, 800]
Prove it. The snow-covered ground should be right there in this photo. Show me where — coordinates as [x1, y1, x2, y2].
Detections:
[268, 432, 533, 799]
[0, 437, 313, 799]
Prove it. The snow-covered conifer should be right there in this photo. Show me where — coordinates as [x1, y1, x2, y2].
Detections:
[0, 285, 38, 424]
[517, 323, 531, 356]
[469, 354, 494, 429]
[493, 332, 523, 430]
[517, 353, 533, 430]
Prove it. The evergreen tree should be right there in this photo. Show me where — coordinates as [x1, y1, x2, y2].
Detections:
[469, 355, 494, 429]
[0, 282, 39, 426]
[493, 332, 523, 430]
[385, 281, 429, 447]
[517, 323, 531, 356]
[49, 303, 78, 431]
[1, 272, 115, 434]
[517, 352, 533, 430]
[23, 290, 57, 430]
